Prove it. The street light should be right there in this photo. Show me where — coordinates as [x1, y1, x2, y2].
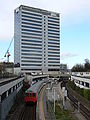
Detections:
[52, 87, 57, 113]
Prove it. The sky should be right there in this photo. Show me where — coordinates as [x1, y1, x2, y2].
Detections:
[0, 0, 90, 69]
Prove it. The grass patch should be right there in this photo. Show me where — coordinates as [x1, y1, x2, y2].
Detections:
[55, 102, 75, 120]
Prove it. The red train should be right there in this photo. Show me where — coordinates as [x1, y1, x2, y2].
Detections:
[24, 80, 45, 103]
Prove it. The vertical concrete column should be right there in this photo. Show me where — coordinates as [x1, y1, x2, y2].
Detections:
[84, 82, 86, 87]
[80, 81, 82, 85]
[42, 15, 44, 72]
[6, 91, 8, 97]
[11, 88, 13, 93]
[45, 16, 48, 73]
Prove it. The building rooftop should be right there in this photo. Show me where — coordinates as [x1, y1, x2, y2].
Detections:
[15, 5, 60, 17]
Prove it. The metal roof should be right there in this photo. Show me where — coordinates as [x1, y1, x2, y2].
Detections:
[26, 80, 44, 93]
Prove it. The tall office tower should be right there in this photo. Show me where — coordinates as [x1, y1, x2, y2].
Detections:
[14, 5, 60, 73]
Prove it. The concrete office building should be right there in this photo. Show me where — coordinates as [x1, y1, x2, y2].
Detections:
[14, 5, 60, 73]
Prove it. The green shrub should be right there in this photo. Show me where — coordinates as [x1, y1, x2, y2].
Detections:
[84, 89, 90, 101]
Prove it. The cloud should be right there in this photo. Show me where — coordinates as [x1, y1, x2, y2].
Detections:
[61, 52, 78, 60]
[0, 0, 90, 41]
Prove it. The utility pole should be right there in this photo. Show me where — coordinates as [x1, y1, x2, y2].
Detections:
[54, 88, 55, 113]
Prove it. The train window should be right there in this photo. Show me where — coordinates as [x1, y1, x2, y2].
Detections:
[33, 93, 36, 97]
[30, 93, 31, 97]
[26, 93, 29, 97]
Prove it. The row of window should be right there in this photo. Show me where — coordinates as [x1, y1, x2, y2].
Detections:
[22, 22, 42, 26]
[48, 48, 60, 51]
[21, 64, 42, 66]
[48, 35, 59, 39]
[48, 29, 59, 33]
[48, 17, 59, 21]
[48, 26, 59, 30]
[21, 60, 42, 63]
[1, 80, 23, 102]
[21, 46, 42, 49]
[21, 42, 42, 46]
[21, 68, 42, 71]
[22, 18, 42, 23]
[22, 28, 42, 33]
[48, 51, 60, 54]
[48, 23, 59, 27]
[48, 64, 60, 66]
[22, 25, 42, 30]
[21, 57, 42, 61]
[21, 39, 42, 43]
[21, 49, 42, 53]
[22, 35, 42, 39]
[22, 14, 42, 20]
[48, 39, 60, 42]
[48, 19, 59, 24]
[48, 58, 60, 61]
[22, 25, 59, 33]
[48, 45, 60, 48]
[48, 32, 59, 36]
[48, 41, 59, 45]
[21, 57, 42, 59]
[22, 32, 42, 36]
[22, 12, 42, 17]
[21, 53, 42, 56]
[48, 54, 60, 57]
[48, 68, 60, 71]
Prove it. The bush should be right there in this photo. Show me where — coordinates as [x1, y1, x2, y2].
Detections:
[84, 89, 90, 101]
[79, 88, 84, 96]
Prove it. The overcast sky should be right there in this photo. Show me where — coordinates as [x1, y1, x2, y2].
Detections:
[0, 0, 90, 68]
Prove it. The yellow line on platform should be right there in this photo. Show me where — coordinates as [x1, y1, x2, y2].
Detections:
[41, 91, 45, 120]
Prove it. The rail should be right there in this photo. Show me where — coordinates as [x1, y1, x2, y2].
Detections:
[67, 85, 90, 120]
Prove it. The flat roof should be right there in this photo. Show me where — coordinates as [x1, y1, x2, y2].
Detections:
[15, 5, 60, 17]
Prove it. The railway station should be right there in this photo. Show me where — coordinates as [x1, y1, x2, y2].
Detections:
[0, 76, 24, 120]
[0, 2, 90, 120]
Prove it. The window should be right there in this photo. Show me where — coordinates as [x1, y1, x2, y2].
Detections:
[33, 93, 36, 97]
[26, 93, 29, 97]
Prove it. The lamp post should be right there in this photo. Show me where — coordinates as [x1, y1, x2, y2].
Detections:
[54, 88, 55, 113]
[52, 87, 57, 113]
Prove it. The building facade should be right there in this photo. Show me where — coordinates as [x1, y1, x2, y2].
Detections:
[14, 5, 60, 73]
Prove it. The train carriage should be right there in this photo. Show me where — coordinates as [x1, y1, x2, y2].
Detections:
[24, 80, 46, 103]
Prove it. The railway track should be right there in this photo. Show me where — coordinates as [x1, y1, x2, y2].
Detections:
[60, 81, 90, 120]
[19, 104, 36, 120]
[67, 90, 90, 120]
